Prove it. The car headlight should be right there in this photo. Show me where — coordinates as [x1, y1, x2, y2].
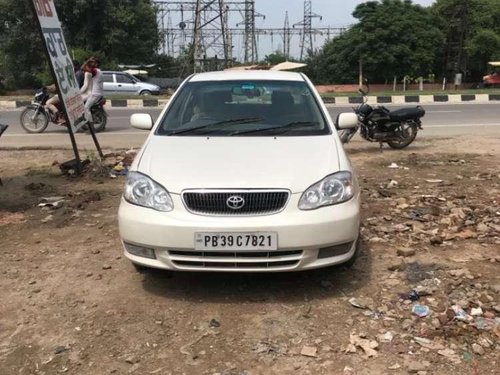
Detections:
[124, 171, 173, 212]
[298, 171, 355, 210]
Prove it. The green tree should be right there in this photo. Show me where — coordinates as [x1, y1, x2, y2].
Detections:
[56, 0, 161, 64]
[305, 0, 445, 84]
[433, 0, 500, 80]
[262, 51, 288, 65]
[0, 0, 161, 90]
[0, 0, 45, 89]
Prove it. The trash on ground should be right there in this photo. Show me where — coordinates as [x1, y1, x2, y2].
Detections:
[399, 290, 419, 301]
[412, 304, 431, 317]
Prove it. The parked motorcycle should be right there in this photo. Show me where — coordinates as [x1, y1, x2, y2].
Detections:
[339, 86, 425, 149]
[20, 87, 107, 133]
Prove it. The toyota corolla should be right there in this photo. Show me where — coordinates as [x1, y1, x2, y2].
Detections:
[118, 70, 360, 272]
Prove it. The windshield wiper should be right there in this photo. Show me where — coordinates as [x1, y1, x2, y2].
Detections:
[167, 117, 262, 135]
[230, 121, 319, 136]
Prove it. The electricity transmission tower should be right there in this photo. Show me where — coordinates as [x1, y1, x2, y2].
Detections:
[192, 0, 230, 72]
[240, 0, 265, 64]
[283, 11, 291, 59]
[293, 0, 322, 60]
[153, 0, 345, 71]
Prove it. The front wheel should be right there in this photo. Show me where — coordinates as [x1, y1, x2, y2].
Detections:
[140, 90, 151, 96]
[387, 122, 418, 149]
[20, 106, 49, 133]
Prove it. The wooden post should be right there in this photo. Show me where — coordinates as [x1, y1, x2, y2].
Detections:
[393, 76, 397, 92]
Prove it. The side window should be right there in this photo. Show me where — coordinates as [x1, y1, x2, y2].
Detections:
[102, 74, 114, 83]
[116, 74, 134, 84]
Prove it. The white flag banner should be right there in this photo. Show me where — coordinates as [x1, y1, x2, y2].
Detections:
[32, 0, 87, 133]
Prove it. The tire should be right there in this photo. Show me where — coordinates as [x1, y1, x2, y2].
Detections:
[140, 90, 152, 96]
[387, 122, 418, 149]
[20, 106, 49, 133]
[343, 238, 361, 268]
[91, 109, 107, 132]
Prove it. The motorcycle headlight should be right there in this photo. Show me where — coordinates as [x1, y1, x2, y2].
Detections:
[124, 171, 173, 212]
[298, 171, 355, 210]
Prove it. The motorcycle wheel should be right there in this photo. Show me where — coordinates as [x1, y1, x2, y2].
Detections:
[20, 106, 49, 133]
[387, 122, 418, 149]
[91, 109, 107, 132]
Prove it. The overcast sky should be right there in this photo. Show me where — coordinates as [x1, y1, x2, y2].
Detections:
[234, 0, 437, 59]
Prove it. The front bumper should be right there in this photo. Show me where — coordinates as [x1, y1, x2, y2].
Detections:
[118, 193, 360, 272]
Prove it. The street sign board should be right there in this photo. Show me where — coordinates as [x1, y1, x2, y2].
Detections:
[32, 0, 87, 133]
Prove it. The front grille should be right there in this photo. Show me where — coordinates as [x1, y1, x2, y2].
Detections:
[182, 190, 290, 216]
[168, 249, 302, 270]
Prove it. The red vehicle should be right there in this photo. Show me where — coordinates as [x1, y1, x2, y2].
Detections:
[483, 62, 500, 87]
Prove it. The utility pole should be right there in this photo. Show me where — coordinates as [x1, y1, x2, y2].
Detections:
[442, 0, 469, 81]
[166, 14, 176, 56]
[192, 0, 203, 72]
[223, 5, 232, 65]
[293, 0, 322, 61]
[283, 11, 291, 59]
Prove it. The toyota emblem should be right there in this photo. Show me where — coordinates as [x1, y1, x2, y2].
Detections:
[226, 195, 245, 210]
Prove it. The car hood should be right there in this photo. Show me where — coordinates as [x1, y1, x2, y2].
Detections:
[142, 82, 160, 89]
[138, 135, 340, 194]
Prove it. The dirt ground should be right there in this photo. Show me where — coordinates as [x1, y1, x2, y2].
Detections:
[0, 135, 499, 375]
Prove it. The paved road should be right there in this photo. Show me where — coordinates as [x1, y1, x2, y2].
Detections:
[1, 103, 499, 149]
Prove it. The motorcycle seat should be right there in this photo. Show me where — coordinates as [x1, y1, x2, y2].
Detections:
[90, 96, 105, 108]
[389, 107, 425, 121]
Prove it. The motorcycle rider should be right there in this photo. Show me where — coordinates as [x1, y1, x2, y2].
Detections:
[79, 59, 95, 122]
[85, 57, 104, 112]
[74, 61, 84, 89]
[45, 61, 84, 125]
[44, 84, 64, 124]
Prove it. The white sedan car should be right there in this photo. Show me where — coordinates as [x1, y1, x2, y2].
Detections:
[118, 70, 360, 272]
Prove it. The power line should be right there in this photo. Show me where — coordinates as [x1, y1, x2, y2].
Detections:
[153, 0, 346, 69]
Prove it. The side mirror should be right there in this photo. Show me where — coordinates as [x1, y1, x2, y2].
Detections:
[130, 113, 153, 130]
[336, 113, 358, 129]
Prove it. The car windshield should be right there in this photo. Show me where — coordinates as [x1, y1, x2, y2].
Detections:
[156, 80, 329, 136]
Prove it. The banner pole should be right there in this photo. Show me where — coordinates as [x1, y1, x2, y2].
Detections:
[30, 0, 92, 175]
[87, 121, 104, 158]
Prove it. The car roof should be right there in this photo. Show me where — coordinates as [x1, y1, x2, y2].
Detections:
[189, 70, 305, 82]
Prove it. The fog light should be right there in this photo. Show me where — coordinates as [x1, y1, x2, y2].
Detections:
[317, 242, 353, 259]
[124, 243, 156, 259]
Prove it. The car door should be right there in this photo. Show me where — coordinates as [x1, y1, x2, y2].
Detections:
[115, 74, 138, 95]
[102, 72, 117, 95]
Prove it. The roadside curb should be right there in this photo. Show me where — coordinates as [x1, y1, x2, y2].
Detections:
[321, 94, 500, 105]
[1, 94, 498, 110]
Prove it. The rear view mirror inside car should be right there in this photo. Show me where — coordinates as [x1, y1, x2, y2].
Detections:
[232, 84, 261, 98]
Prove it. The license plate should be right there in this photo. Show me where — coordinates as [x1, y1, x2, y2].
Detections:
[194, 232, 278, 251]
